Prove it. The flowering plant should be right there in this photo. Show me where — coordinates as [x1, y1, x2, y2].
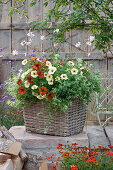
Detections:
[4, 55, 100, 114]
[48, 143, 113, 170]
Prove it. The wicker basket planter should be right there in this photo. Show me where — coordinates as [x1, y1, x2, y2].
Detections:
[24, 98, 86, 137]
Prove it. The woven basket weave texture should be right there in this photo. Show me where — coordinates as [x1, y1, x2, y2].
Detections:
[24, 98, 86, 137]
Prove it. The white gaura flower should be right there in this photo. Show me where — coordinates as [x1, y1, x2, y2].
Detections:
[75, 42, 81, 47]
[54, 29, 59, 33]
[60, 74, 68, 80]
[31, 85, 38, 90]
[21, 73, 27, 79]
[22, 59, 27, 65]
[44, 72, 48, 77]
[48, 79, 53, 85]
[31, 71, 38, 78]
[12, 50, 18, 56]
[71, 68, 78, 75]
[86, 41, 91, 46]
[89, 36, 95, 42]
[55, 76, 60, 81]
[46, 61, 52, 67]
[20, 40, 26, 46]
[40, 35, 45, 40]
[46, 74, 53, 81]
[48, 67, 57, 74]
[67, 61, 74, 66]
[27, 30, 35, 38]
[32, 91, 38, 97]
[37, 95, 44, 100]
[24, 81, 30, 88]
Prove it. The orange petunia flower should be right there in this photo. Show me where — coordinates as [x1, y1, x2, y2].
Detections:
[29, 57, 37, 62]
[27, 75, 33, 84]
[33, 62, 42, 70]
[70, 165, 78, 170]
[39, 86, 47, 95]
[17, 79, 22, 85]
[107, 151, 113, 156]
[43, 58, 46, 63]
[46, 91, 54, 99]
[18, 86, 26, 95]
[37, 70, 44, 79]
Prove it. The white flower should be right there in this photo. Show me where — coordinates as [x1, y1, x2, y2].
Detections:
[54, 29, 59, 33]
[24, 81, 30, 88]
[25, 41, 32, 46]
[22, 59, 27, 65]
[44, 72, 48, 77]
[75, 42, 81, 47]
[67, 61, 74, 66]
[21, 73, 27, 79]
[60, 74, 68, 80]
[37, 95, 44, 100]
[54, 43, 59, 48]
[86, 41, 91, 46]
[46, 61, 52, 67]
[27, 30, 35, 38]
[71, 68, 78, 75]
[80, 67, 84, 70]
[31, 71, 38, 78]
[19, 69, 23, 73]
[40, 35, 45, 40]
[18, 73, 21, 78]
[89, 36, 95, 42]
[55, 76, 60, 81]
[46, 74, 53, 81]
[88, 53, 91, 57]
[31, 85, 38, 90]
[32, 91, 38, 97]
[26, 68, 32, 74]
[20, 40, 26, 46]
[12, 50, 18, 56]
[48, 67, 57, 74]
[48, 79, 53, 85]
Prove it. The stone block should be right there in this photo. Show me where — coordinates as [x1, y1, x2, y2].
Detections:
[0, 159, 13, 170]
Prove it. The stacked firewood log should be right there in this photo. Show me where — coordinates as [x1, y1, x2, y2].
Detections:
[0, 126, 28, 170]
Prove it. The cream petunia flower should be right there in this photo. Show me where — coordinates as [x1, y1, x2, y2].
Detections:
[46, 61, 52, 67]
[32, 91, 38, 97]
[55, 76, 60, 81]
[37, 95, 44, 100]
[22, 59, 27, 65]
[48, 79, 53, 85]
[31, 85, 38, 90]
[31, 71, 38, 78]
[67, 61, 74, 66]
[26, 68, 32, 74]
[24, 81, 30, 88]
[60, 74, 68, 80]
[21, 72, 27, 79]
[46, 74, 53, 81]
[44, 72, 48, 77]
[48, 66, 57, 74]
[71, 68, 78, 75]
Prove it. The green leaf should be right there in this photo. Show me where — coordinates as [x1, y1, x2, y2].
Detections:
[30, 1, 36, 8]
[44, 2, 48, 7]
[8, 11, 13, 17]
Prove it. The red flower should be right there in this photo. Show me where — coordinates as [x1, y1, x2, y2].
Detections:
[18, 86, 26, 95]
[48, 154, 54, 160]
[72, 143, 78, 146]
[62, 152, 70, 157]
[86, 156, 96, 163]
[17, 79, 22, 85]
[37, 70, 44, 79]
[70, 165, 78, 170]
[107, 151, 113, 156]
[46, 91, 54, 99]
[33, 62, 42, 70]
[39, 86, 47, 95]
[72, 151, 77, 154]
[27, 75, 33, 84]
[108, 145, 113, 148]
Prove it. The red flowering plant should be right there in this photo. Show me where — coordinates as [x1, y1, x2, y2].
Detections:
[3, 54, 100, 129]
[48, 143, 113, 170]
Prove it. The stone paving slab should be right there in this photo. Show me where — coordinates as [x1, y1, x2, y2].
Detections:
[105, 126, 113, 146]
[87, 126, 109, 149]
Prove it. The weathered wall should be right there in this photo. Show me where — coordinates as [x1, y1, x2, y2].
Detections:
[0, 0, 113, 123]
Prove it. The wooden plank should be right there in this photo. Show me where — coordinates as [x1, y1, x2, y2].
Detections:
[87, 126, 109, 149]
[105, 126, 113, 146]
[0, 153, 11, 163]
[0, 30, 11, 54]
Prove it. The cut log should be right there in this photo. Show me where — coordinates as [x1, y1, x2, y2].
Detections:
[0, 159, 13, 170]
[0, 153, 11, 163]
[0, 126, 28, 161]
[39, 159, 48, 170]
[12, 156, 24, 170]
[0, 139, 21, 156]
